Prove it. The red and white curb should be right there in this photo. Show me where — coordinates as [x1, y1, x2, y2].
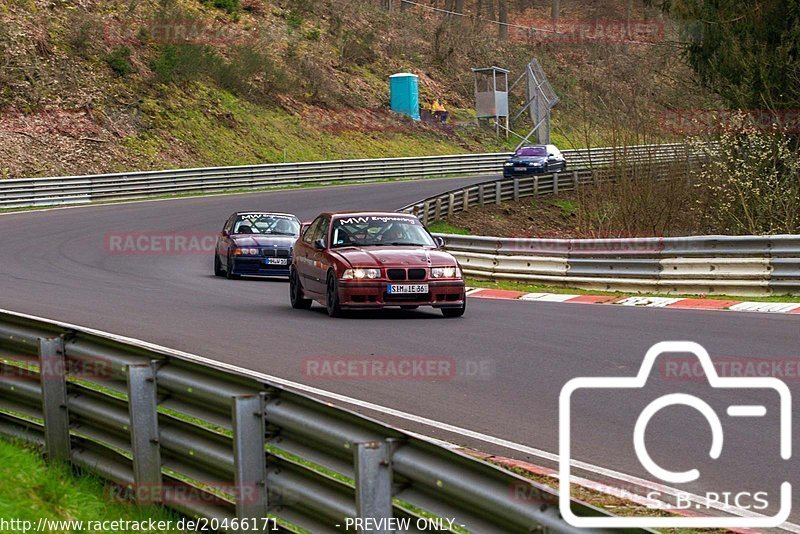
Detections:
[466, 288, 800, 315]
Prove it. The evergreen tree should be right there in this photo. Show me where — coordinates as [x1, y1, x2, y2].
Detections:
[650, 0, 800, 110]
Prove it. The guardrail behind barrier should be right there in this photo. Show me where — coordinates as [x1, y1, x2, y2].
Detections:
[399, 159, 697, 225]
[434, 234, 800, 297]
[0, 309, 649, 533]
[0, 143, 694, 209]
[387, 146, 797, 297]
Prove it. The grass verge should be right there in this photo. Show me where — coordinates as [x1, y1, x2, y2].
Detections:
[0, 438, 180, 531]
[426, 221, 472, 235]
[467, 278, 800, 304]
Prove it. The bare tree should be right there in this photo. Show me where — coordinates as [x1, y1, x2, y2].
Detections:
[551, 0, 559, 30]
[498, 0, 507, 39]
[474, 0, 483, 26]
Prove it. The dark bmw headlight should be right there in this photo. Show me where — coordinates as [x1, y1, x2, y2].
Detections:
[233, 247, 259, 256]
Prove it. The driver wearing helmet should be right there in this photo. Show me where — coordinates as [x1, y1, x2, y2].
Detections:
[383, 225, 407, 244]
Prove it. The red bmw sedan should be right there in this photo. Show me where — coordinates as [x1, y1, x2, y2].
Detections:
[290, 212, 466, 317]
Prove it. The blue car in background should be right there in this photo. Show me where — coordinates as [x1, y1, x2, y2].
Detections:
[214, 212, 301, 279]
[503, 144, 566, 178]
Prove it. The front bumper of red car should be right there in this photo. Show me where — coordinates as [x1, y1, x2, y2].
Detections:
[337, 280, 466, 309]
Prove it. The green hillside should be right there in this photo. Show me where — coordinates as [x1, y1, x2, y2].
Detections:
[0, 0, 716, 178]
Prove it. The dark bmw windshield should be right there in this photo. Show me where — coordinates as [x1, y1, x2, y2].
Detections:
[515, 147, 547, 157]
[233, 214, 300, 236]
[331, 215, 435, 248]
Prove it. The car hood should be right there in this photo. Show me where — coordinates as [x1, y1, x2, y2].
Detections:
[231, 235, 296, 248]
[507, 156, 547, 164]
[331, 247, 457, 268]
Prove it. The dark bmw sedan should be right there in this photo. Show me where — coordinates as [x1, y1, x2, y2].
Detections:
[214, 212, 301, 279]
[502, 144, 566, 178]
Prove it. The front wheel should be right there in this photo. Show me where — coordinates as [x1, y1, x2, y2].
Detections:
[214, 253, 225, 277]
[290, 269, 312, 309]
[326, 273, 343, 318]
[225, 256, 240, 280]
[441, 299, 466, 318]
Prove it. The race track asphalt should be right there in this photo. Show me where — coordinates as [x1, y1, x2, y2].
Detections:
[1, 175, 798, 525]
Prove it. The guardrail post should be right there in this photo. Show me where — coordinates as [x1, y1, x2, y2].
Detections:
[572, 170, 579, 190]
[462, 190, 469, 211]
[552, 173, 559, 195]
[513, 178, 519, 201]
[354, 440, 394, 533]
[434, 198, 442, 221]
[478, 184, 485, 206]
[232, 393, 268, 526]
[39, 337, 70, 464]
[533, 176, 539, 195]
[447, 193, 455, 217]
[422, 201, 430, 226]
[127, 362, 162, 505]
[495, 182, 501, 205]
[592, 169, 599, 186]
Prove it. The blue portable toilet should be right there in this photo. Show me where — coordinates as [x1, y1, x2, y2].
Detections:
[389, 73, 420, 121]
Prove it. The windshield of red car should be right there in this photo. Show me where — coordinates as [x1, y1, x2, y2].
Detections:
[515, 147, 547, 157]
[233, 214, 300, 236]
[330, 215, 435, 248]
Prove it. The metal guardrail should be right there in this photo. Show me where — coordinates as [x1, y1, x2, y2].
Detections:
[433, 234, 800, 297]
[0, 143, 694, 209]
[395, 154, 798, 297]
[0, 309, 646, 533]
[398, 160, 695, 225]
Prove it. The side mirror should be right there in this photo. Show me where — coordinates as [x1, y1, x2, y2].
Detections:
[434, 236, 445, 248]
[221, 230, 229, 237]
[314, 238, 326, 250]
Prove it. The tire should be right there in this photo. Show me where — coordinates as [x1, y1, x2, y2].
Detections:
[290, 268, 312, 310]
[226, 255, 240, 280]
[441, 299, 466, 318]
[326, 272, 342, 317]
[214, 253, 225, 277]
